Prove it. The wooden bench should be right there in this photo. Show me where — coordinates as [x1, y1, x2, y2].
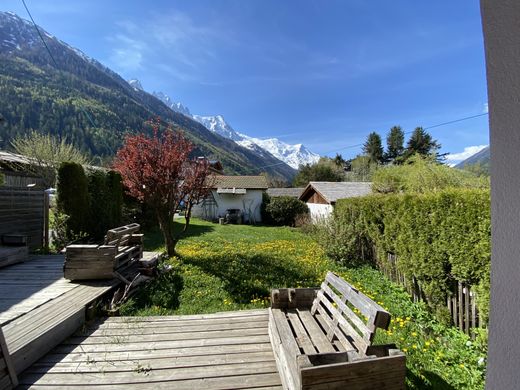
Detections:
[0, 327, 17, 389]
[63, 223, 143, 280]
[269, 271, 406, 390]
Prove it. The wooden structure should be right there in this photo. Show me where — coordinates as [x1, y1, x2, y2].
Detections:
[380, 252, 482, 336]
[0, 255, 120, 376]
[64, 223, 143, 280]
[0, 186, 45, 250]
[0, 328, 17, 390]
[0, 246, 28, 269]
[269, 272, 406, 389]
[17, 309, 283, 389]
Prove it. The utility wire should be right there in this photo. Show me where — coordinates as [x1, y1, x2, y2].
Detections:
[256, 111, 489, 171]
[21, 0, 97, 128]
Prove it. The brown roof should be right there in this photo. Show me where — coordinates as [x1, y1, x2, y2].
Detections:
[211, 175, 268, 190]
[300, 181, 372, 204]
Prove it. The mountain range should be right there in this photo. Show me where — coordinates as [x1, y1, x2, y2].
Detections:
[148, 91, 320, 169]
[0, 11, 298, 180]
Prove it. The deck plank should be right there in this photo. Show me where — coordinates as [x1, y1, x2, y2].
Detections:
[18, 310, 283, 388]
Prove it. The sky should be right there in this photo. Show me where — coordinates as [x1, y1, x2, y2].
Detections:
[4, 0, 489, 163]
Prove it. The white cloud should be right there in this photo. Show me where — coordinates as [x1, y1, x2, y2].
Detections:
[446, 145, 488, 163]
[107, 34, 146, 72]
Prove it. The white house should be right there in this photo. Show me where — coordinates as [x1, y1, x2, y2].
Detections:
[299, 181, 372, 221]
[191, 175, 268, 223]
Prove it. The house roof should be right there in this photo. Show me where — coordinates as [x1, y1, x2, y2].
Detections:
[266, 187, 304, 198]
[299, 181, 372, 204]
[212, 175, 268, 190]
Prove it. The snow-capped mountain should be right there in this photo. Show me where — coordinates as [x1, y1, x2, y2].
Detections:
[193, 115, 319, 169]
[128, 79, 143, 91]
[192, 115, 243, 142]
[152, 92, 191, 117]
[151, 90, 320, 169]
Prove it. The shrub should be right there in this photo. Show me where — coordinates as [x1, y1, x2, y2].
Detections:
[372, 155, 489, 194]
[0, 172, 3, 186]
[57, 162, 89, 235]
[265, 196, 309, 226]
[86, 169, 123, 239]
[320, 189, 491, 322]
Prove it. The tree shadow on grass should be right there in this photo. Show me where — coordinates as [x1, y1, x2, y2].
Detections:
[407, 370, 456, 390]
[122, 271, 184, 312]
[182, 252, 319, 304]
[143, 221, 215, 251]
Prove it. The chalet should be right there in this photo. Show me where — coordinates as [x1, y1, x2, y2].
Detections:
[191, 175, 268, 223]
[299, 181, 372, 221]
[266, 187, 304, 198]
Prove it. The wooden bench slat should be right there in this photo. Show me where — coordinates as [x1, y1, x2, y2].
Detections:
[320, 283, 371, 339]
[286, 311, 316, 355]
[324, 272, 390, 330]
[296, 310, 335, 354]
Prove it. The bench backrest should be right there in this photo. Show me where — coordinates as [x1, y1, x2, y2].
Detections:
[310, 271, 391, 355]
[104, 223, 140, 246]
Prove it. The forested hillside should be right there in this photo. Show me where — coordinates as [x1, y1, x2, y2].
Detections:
[0, 12, 295, 178]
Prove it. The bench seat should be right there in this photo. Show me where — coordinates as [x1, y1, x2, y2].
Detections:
[269, 272, 406, 390]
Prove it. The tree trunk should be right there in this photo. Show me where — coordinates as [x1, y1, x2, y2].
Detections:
[156, 207, 177, 257]
[183, 202, 193, 232]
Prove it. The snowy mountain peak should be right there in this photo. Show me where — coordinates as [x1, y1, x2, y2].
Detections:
[193, 114, 319, 169]
[153, 91, 191, 117]
[192, 115, 244, 142]
[151, 89, 320, 169]
[128, 79, 143, 91]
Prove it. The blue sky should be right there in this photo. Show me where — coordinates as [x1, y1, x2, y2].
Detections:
[5, 0, 489, 162]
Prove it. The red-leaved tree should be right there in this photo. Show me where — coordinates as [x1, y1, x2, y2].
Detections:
[113, 121, 211, 256]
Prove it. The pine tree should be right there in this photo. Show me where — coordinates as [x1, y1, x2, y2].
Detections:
[385, 126, 405, 163]
[363, 132, 384, 164]
[405, 127, 441, 160]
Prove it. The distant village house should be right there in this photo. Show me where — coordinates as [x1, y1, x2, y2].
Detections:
[299, 181, 372, 221]
[191, 175, 268, 223]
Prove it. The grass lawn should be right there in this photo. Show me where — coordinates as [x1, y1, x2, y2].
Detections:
[120, 218, 486, 389]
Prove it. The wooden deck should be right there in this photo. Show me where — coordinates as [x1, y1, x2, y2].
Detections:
[0, 255, 119, 375]
[17, 309, 282, 389]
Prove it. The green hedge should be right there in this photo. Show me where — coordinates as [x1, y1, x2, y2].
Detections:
[57, 162, 90, 235]
[324, 189, 491, 322]
[86, 169, 123, 240]
[57, 163, 123, 240]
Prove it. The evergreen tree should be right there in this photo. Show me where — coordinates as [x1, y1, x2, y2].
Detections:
[405, 127, 441, 160]
[385, 126, 405, 163]
[363, 132, 384, 164]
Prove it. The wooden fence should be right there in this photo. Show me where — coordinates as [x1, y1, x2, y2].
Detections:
[0, 186, 45, 249]
[379, 252, 482, 337]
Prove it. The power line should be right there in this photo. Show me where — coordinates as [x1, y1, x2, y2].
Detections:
[21, 0, 97, 128]
[256, 111, 489, 171]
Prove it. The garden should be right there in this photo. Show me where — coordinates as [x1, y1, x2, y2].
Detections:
[120, 218, 487, 390]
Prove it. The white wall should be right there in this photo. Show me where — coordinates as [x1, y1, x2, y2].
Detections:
[191, 189, 264, 223]
[481, 1, 520, 388]
[307, 203, 333, 222]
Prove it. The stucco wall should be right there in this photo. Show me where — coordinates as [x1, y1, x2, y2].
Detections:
[481, 1, 520, 388]
[192, 189, 264, 223]
[307, 202, 333, 222]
